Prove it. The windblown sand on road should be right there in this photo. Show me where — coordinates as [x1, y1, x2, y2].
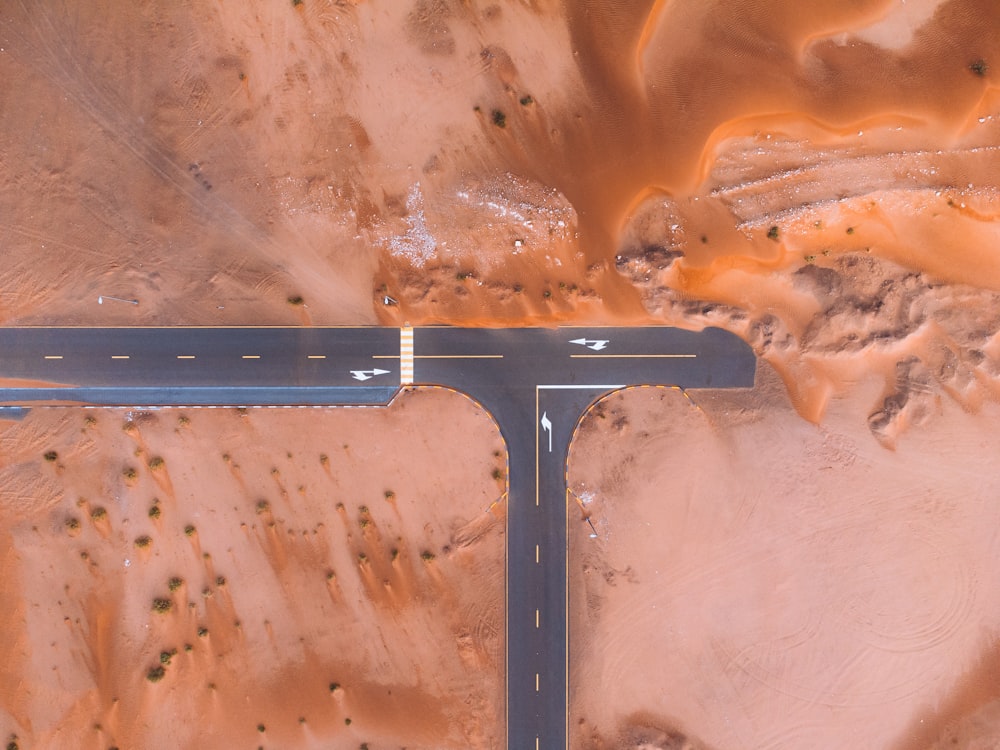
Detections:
[567, 370, 1000, 750]
[0, 389, 506, 749]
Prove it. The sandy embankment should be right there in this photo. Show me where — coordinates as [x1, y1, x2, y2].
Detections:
[567, 369, 1000, 750]
[0, 389, 506, 749]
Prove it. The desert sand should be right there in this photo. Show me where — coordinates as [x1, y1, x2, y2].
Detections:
[1, 0, 1000, 748]
[0, 389, 506, 749]
[568, 370, 1000, 750]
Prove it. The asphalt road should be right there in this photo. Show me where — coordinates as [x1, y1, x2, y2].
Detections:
[0, 325, 755, 749]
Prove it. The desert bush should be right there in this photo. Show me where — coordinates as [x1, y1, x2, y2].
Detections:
[148, 457, 164, 470]
[148, 504, 161, 519]
[491, 109, 506, 128]
[90, 507, 107, 521]
[184, 524, 196, 536]
[420, 550, 435, 562]
[151, 598, 172, 614]
[43, 451, 58, 462]
[168, 577, 183, 592]
[146, 665, 165, 682]
[135, 535, 152, 548]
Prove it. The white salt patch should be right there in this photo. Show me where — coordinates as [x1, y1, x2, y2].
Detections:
[387, 183, 437, 267]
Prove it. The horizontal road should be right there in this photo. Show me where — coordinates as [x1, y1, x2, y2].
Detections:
[0, 325, 756, 750]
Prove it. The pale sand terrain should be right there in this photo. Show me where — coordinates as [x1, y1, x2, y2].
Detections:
[567, 371, 1000, 750]
[0, 389, 506, 749]
[1, 0, 1000, 748]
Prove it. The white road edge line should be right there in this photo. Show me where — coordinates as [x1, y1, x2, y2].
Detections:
[536, 384, 625, 390]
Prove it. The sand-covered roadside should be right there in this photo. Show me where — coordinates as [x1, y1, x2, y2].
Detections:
[0, 389, 506, 749]
[567, 369, 1000, 750]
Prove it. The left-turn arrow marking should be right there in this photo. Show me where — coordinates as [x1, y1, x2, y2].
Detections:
[540, 412, 553, 453]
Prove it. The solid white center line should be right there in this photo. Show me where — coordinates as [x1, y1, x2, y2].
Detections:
[177, 355, 196, 359]
[535, 544, 539, 563]
[111, 355, 130, 360]
[307, 355, 326, 359]
[535, 609, 539, 628]
[44, 355, 63, 360]
[242, 355, 260, 359]
[535, 673, 539, 692]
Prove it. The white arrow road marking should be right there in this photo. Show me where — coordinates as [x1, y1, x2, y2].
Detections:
[569, 337, 609, 351]
[350, 368, 391, 381]
[540, 411, 553, 453]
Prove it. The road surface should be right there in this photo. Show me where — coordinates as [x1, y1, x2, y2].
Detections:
[0, 325, 755, 749]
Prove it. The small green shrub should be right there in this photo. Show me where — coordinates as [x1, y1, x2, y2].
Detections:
[146, 666, 165, 682]
[151, 598, 172, 614]
[148, 457, 164, 470]
[766, 225, 779, 241]
[491, 109, 506, 128]
[970, 59, 988, 77]
[197, 627, 209, 637]
[90, 507, 107, 521]
[287, 295, 304, 306]
[65, 518, 80, 532]
[519, 95, 533, 106]
[168, 577, 183, 592]
[420, 550, 435, 562]
[184, 524, 196, 536]
[43, 451, 58, 462]
[135, 535, 152, 549]
[148, 505, 161, 520]
[122, 467, 138, 481]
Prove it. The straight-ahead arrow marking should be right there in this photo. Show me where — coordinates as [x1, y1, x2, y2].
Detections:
[569, 337, 609, 351]
[350, 368, 391, 381]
